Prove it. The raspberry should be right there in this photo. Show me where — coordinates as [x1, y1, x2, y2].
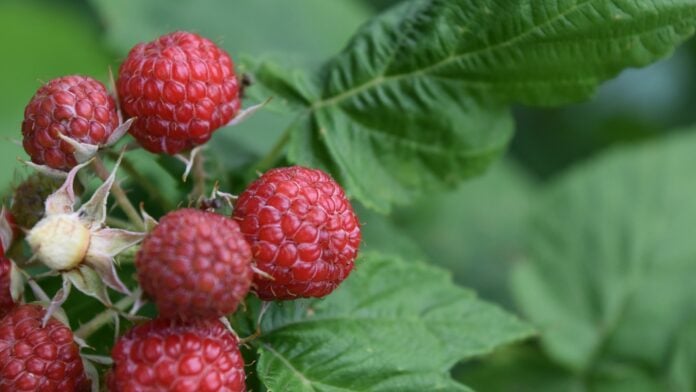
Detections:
[0, 256, 14, 318]
[22, 75, 119, 170]
[233, 166, 361, 300]
[0, 304, 90, 391]
[107, 318, 246, 392]
[136, 209, 252, 319]
[117, 31, 241, 154]
[11, 173, 63, 230]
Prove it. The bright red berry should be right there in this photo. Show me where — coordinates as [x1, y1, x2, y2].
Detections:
[0, 304, 90, 391]
[107, 318, 246, 392]
[116, 31, 241, 154]
[136, 209, 252, 319]
[0, 256, 14, 318]
[22, 75, 119, 170]
[233, 166, 361, 300]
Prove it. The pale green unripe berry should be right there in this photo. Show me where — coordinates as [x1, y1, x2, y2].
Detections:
[26, 213, 91, 271]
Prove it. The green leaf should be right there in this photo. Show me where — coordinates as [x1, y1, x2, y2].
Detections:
[258, 0, 696, 211]
[512, 130, 696, 374]
[242, 253, 533, 391]
[395, 160, 537, 307]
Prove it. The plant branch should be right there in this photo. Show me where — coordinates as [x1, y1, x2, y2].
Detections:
[74, 294, 136, 340]
[91, 156, 145, 230]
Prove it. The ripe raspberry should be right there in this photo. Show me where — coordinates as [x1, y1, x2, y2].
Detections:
[107, 318, 246, 392]
[22, 75, 119, 170]
[233, 166, 361, 300]
[136, 209, 252, 319]
[117, 31, 241, 154]
[0, 305, 90, 391]
[0, 256, 14, 318]
[11, 173, 63, 230]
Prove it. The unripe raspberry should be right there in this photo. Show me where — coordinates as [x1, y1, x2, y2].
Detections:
[136, 209, 252, 319]
[107, 318, 246, 392]
[233, 166, 361, 300]
[117, 31, 241, 154]
[0, 305, 90, 391]
[22, 75, 119, 170]
[0, 256, 14, 318]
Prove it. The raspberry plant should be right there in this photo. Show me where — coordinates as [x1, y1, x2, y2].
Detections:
[2, 1, 696, 391]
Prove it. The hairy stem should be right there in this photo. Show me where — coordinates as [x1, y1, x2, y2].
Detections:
[74, 294, 136, 340]
[190, 150, 207, 203]
[92, 156, 145, 230]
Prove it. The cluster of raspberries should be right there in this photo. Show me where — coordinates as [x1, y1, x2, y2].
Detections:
[1, 31, 361, 391]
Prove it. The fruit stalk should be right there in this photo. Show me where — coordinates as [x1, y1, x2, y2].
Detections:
[74, 294, 136, 339]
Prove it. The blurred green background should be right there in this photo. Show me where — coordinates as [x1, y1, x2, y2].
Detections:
[3, 0, 696, 389]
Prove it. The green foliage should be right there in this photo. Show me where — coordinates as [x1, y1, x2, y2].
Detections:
[255, 0, 696, 211]
[235, 253, 533, 392]
[394, 160, 536, 307]
[5, 1, 696, 390]
[513, 129, 696, 387]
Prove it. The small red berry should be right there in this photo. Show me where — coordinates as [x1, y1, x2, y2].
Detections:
[0, 256, 14, 318]
[107, 318, 246, 392]
[117, 31, 241, 154]
[22, 75, 119, 170]
[233, 166, 361, 300]
[136, 209, 252, 319]
[0, 304, 90, 391]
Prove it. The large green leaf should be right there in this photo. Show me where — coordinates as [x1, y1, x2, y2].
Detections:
[513, 130, 696, 375]
[237, 253, 533, 391]
[256, 0, 696, 211]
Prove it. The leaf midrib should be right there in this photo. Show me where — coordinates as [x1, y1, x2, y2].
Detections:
[261, 342, 358, 392]
[310, 0, 598, 110]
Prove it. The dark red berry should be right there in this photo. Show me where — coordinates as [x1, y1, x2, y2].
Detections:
[136, 209, 252, 319]
[0, 304, 90, 391]
[0, 256, 14, 318]
[107, 318, 246, 392]
[233, 166, 361, 300]
[116, 31, 241, 154]
[22, 75, 119, 170]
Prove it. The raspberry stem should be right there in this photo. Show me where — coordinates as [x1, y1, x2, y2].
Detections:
[190, 149, 207, 202]
[74, 294, 136, 340]
[91, 156, 145, 230]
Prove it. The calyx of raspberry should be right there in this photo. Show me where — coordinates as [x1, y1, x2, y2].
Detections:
[25, 158, 145, 312]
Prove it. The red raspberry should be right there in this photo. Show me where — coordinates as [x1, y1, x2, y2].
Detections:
[22, 75, 119, 170]
[0, 304, 90, 391]
[136, 209, 252, 319]
[0, 256, 14, 318]
[107, 318, 246, 392]
[233, 166, 361, 300]
[116, 31, 241, 154]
